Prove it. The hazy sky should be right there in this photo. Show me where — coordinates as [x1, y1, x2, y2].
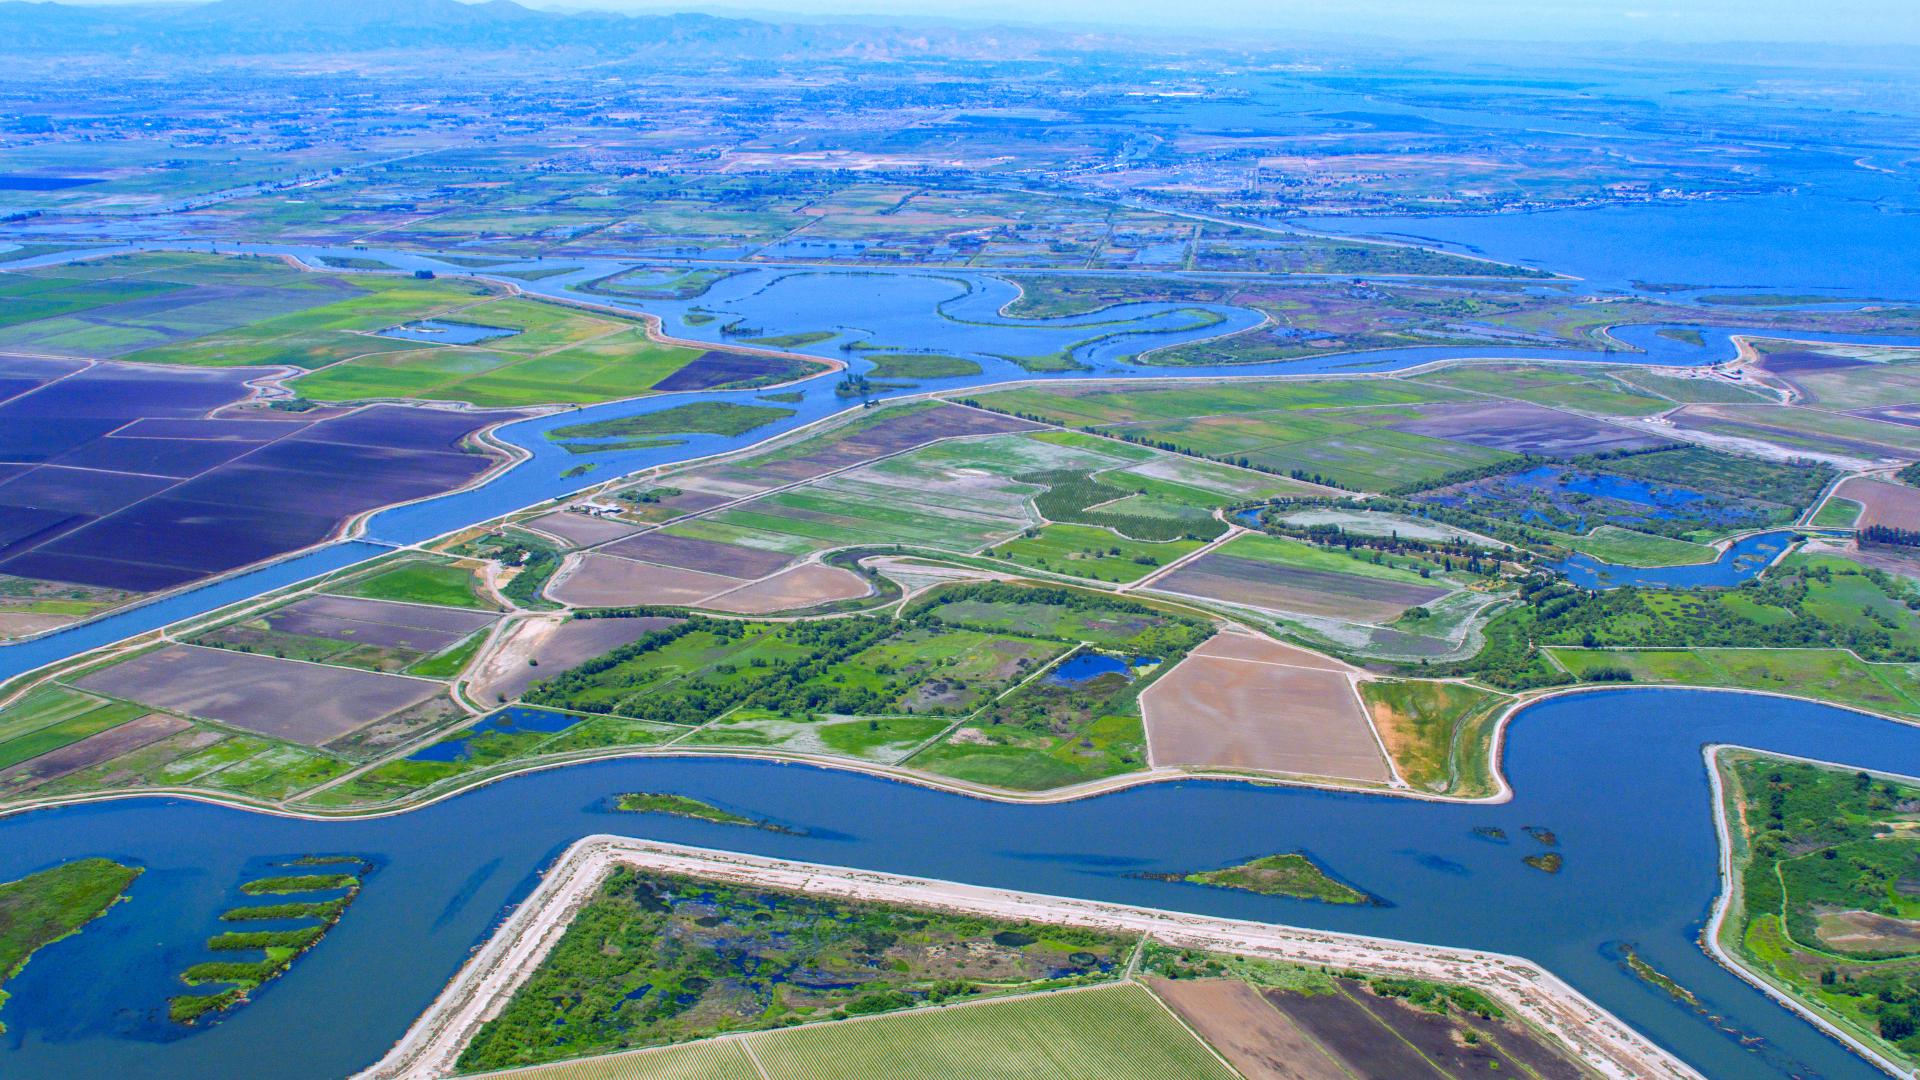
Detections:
[527, 0, 1920, 45]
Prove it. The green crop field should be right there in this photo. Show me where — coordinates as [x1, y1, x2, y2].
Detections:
[745, 983, 1234, 1080]
[331, 559, 499, 610]
[1556, 525, 1719, 567]
[0, 689, 148, 771]
[991, 524, 1203, 583]
[1812, 498, 1863, 528]
[1214, 533, 1443, 584]
[1411, 364, 1664, 417]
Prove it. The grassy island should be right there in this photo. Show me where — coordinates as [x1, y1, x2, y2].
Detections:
[613, 792, 792, 832]
[1720, 754, 1920, 1069]
[0, 858, 141, 1030]
[169, 858, 368, 1024]
[1163, 852, 1374, 905]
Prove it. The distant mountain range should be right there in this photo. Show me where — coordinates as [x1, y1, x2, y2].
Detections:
[1, 0, 1113, 58]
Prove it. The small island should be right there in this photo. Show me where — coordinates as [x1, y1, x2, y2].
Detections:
[169, 857, 370, 1024]
[614, 792, 796, 833]
[1149, 853, 1375, 905]
[0, 858, 142, 1031]
[1523, 853, 1564, 874]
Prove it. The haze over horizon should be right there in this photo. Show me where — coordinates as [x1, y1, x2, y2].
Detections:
[35, 0, 1920, 46]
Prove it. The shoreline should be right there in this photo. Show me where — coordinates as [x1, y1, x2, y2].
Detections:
[354, 835, 1700, 1080]
[1701, 746, 1920, 1079]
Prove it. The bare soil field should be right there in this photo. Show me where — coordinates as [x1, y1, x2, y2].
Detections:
[75, 644, 442, 745]
[1833, 476, 1920, 531]
[545, 553, 744, 608]
[1815, 910, 1920, 954]
[267, 594, 499, 652]
[601, 531, 792, 578]
[471, 615, 683, 704]
[0, 712, 189, 786]
[1148, 977, 1349, 1080]
[1394, 400, 1667, 456]
[703, 562, 872, 614]
[1140, 633, 1389, 781]
[523, 511, 642, 548]
[1154, 554, 1447, 623]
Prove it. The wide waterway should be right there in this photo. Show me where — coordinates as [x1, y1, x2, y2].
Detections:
[0, 688, 1913, 1079]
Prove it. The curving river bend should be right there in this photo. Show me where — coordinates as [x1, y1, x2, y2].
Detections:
[4, 242, 1920, 1077]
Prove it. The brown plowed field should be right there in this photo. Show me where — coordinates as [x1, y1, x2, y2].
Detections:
[525, 511, 643, 548]
[75, 644, 442, 745]
[703, 563, 872, 614]
[711, 404, 1040, 485]
[1141, 634, 1389, 781]
[546, 553, 744, 608]
[472, 616, 683, 704]
[1155, 554, 1446, 622]
[601, 531, 792, 578]
[1147, 978, 1350, 1080]
[1834, 476, 1920, 531]
[1394, 400, 1669, 456]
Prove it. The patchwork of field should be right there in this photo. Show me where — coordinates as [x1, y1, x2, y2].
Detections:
[190, 593, 499, 673]
[1142, 632, 1389, 781]
[524, 510, 644, 547]
[1151, 974, 1589, 1080]
[0, 365, 521, 596]
[1150, 534, 1451, 623]
[1833, 476, 1920, 532]
[965, 380, 1657, 491]
[628, 412, 1292, 581]
[1670, 403, 1920, 464]
[1409, 363, 1670, 418]
[73, 643, 444, 745]
[1752, 344, 1920, 411]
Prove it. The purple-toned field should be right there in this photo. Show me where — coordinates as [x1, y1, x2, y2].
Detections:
[1392, 400, 1668, 456]
[74, 644, 444, 745]
[264, 594, 499, 652]
[1154, 554, 1447, 622]
[650, 351, 807, 391]
[600, 531, 793, 578]
[711, 404, 1039, 485]
[471, 615, 683, 703]
[0, 360, 526, 594]
[525, 510, 643, 548]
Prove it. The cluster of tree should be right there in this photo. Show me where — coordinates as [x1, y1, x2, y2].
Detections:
[1862, 524, 1920, 548]
[909, 583, 1210, 658]
[1448, 563, 1920, 690]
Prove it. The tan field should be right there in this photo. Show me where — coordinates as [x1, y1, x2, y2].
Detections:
[1140, 633, 1390, 782]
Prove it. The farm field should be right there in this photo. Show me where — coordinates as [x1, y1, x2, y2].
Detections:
[1150, 533, 1452, 623]
[1833, 476, 1920, 531]
[330, 557, 501, 611]
[1141, 631, 1389, 782]
[0, 356, 522, 602]
[1671, 403, 1920, 463]
[963, 378, 1666, 491]
[904, 584, 1210, 789]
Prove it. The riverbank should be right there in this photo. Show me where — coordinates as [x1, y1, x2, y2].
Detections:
[1701, 746, 1920, 1079]
[357, 836, 1700, 1080]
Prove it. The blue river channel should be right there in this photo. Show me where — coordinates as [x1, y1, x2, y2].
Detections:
[0, 688, 1914, 1079]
